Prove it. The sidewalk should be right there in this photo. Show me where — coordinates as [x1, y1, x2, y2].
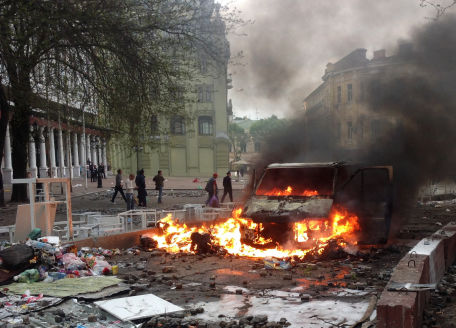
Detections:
[2, 174, 249, 199]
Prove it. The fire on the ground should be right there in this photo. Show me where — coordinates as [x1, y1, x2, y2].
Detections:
[144, 162, 393, 259]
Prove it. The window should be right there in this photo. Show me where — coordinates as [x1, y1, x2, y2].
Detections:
[197, 86, 204, 102]
[347, 121, 353, 140]
[171, 116, 185, 135]
[337, 86, 341, 104]
[200, 57, 207, 74]
[171, 86, 184, 102]
[197, 85, 213, 102]
[254, 142, 261, 152]
[336, 122, 341, 140]
[198, 116, 213, 136]
[151, 115, 159, 135]
[205, 85, 212, 102]
[347, 84, 353, 103]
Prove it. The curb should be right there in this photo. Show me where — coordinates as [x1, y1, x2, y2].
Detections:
[377, 222, 456, 328]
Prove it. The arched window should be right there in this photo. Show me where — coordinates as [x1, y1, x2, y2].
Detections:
[198, 116, 213, 136]
[171, 116, 185, 135]
[151, 115, 158, 135]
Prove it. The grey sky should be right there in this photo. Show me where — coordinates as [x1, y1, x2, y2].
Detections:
[221, 0, 450, 119]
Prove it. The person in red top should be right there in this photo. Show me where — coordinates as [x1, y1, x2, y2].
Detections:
[205, 173, 218, 206]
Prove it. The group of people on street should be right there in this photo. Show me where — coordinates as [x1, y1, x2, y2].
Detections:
[111, 168, 234, 210]
[87, 160, 106, 188]
[111, 169, 165, 210]
[205, 171, 233, 207]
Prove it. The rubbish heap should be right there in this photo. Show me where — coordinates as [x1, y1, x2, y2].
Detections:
[0, 237, 118, 285]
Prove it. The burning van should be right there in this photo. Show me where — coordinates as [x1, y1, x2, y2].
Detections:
[242, 162, 393, 246]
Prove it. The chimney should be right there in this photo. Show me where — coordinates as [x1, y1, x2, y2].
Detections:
[373, 49, 386, 60]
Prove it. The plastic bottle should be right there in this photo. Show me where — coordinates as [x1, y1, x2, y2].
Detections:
[14, 269, 40, 283]
[48, 272, 66, 281]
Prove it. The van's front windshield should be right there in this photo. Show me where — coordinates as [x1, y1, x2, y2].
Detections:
[255, 167, 335, 196]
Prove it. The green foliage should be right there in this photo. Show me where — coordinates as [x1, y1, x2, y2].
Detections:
[0, 0, 237, 200]
[228, 122, 248, 157]
[249, 115, 288, 139]
[229, 122, 246, 137]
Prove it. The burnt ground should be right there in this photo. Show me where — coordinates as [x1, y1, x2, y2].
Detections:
[107, 243, 407, 327]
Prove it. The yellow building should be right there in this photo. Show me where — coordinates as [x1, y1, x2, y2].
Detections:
[304, 47, 404, 154]
[109, 2, 231, 177]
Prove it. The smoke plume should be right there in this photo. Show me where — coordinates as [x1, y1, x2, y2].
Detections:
[229, 0, 434, 116]
[255, 14, 456, 229]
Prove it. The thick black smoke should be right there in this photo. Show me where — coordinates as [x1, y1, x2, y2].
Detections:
[255, 14, 456, 229]
[229, 0, 432, 115]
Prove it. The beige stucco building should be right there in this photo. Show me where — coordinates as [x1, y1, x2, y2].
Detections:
[109, 2, 231, 178]
[304, 47, 405, 154]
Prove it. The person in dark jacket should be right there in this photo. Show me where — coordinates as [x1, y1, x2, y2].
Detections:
[221, 171, 233, 203]
[89, 162, 95, 182]
[152, 170, 165, 204]
[97, 165, 103, 188]
[205, 173, 218, 206]
[135, 169, 147, 207]
[111, 169, 127, 202]
[99, 163, 106, 179]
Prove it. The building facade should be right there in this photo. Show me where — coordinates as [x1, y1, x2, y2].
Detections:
[1, 105, 108, 184]
[304, 48, 404, 154]
[109, 1, 231, 178]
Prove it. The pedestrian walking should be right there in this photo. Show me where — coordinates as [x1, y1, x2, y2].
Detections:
[221, 171, 233, 203]
[100, 163, 106, 179]
[93, 164, 98, 182]
[89, 162, 95, 182]
[97, 166, 103, 188]
[125, 174, 136, 210]
[153, 170, 165, 204]
[111, 169, 127, 203]
[205, 173, 219, 207]
[135, 169, 147, 207]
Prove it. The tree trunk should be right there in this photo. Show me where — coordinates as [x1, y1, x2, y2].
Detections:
[10, 72, 32, 202]
[0, 84, 9, 207]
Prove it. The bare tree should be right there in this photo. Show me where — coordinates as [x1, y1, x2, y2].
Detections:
[0, 0, 235, 201]
[420, 0, 456, 19]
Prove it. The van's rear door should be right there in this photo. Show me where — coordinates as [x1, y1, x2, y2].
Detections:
[335, 166, 393, 244]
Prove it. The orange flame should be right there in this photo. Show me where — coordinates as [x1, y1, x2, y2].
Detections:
[146, 206, 360, 259]
[257, 185, 319, 197]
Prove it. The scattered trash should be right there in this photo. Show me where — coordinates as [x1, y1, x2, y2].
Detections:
[13, 269, 40, 283]
[28, 228, 42, 240]
[0, 293, 62, 319]
[264, 258, 292, 270]
[38, 236, 60, 245]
